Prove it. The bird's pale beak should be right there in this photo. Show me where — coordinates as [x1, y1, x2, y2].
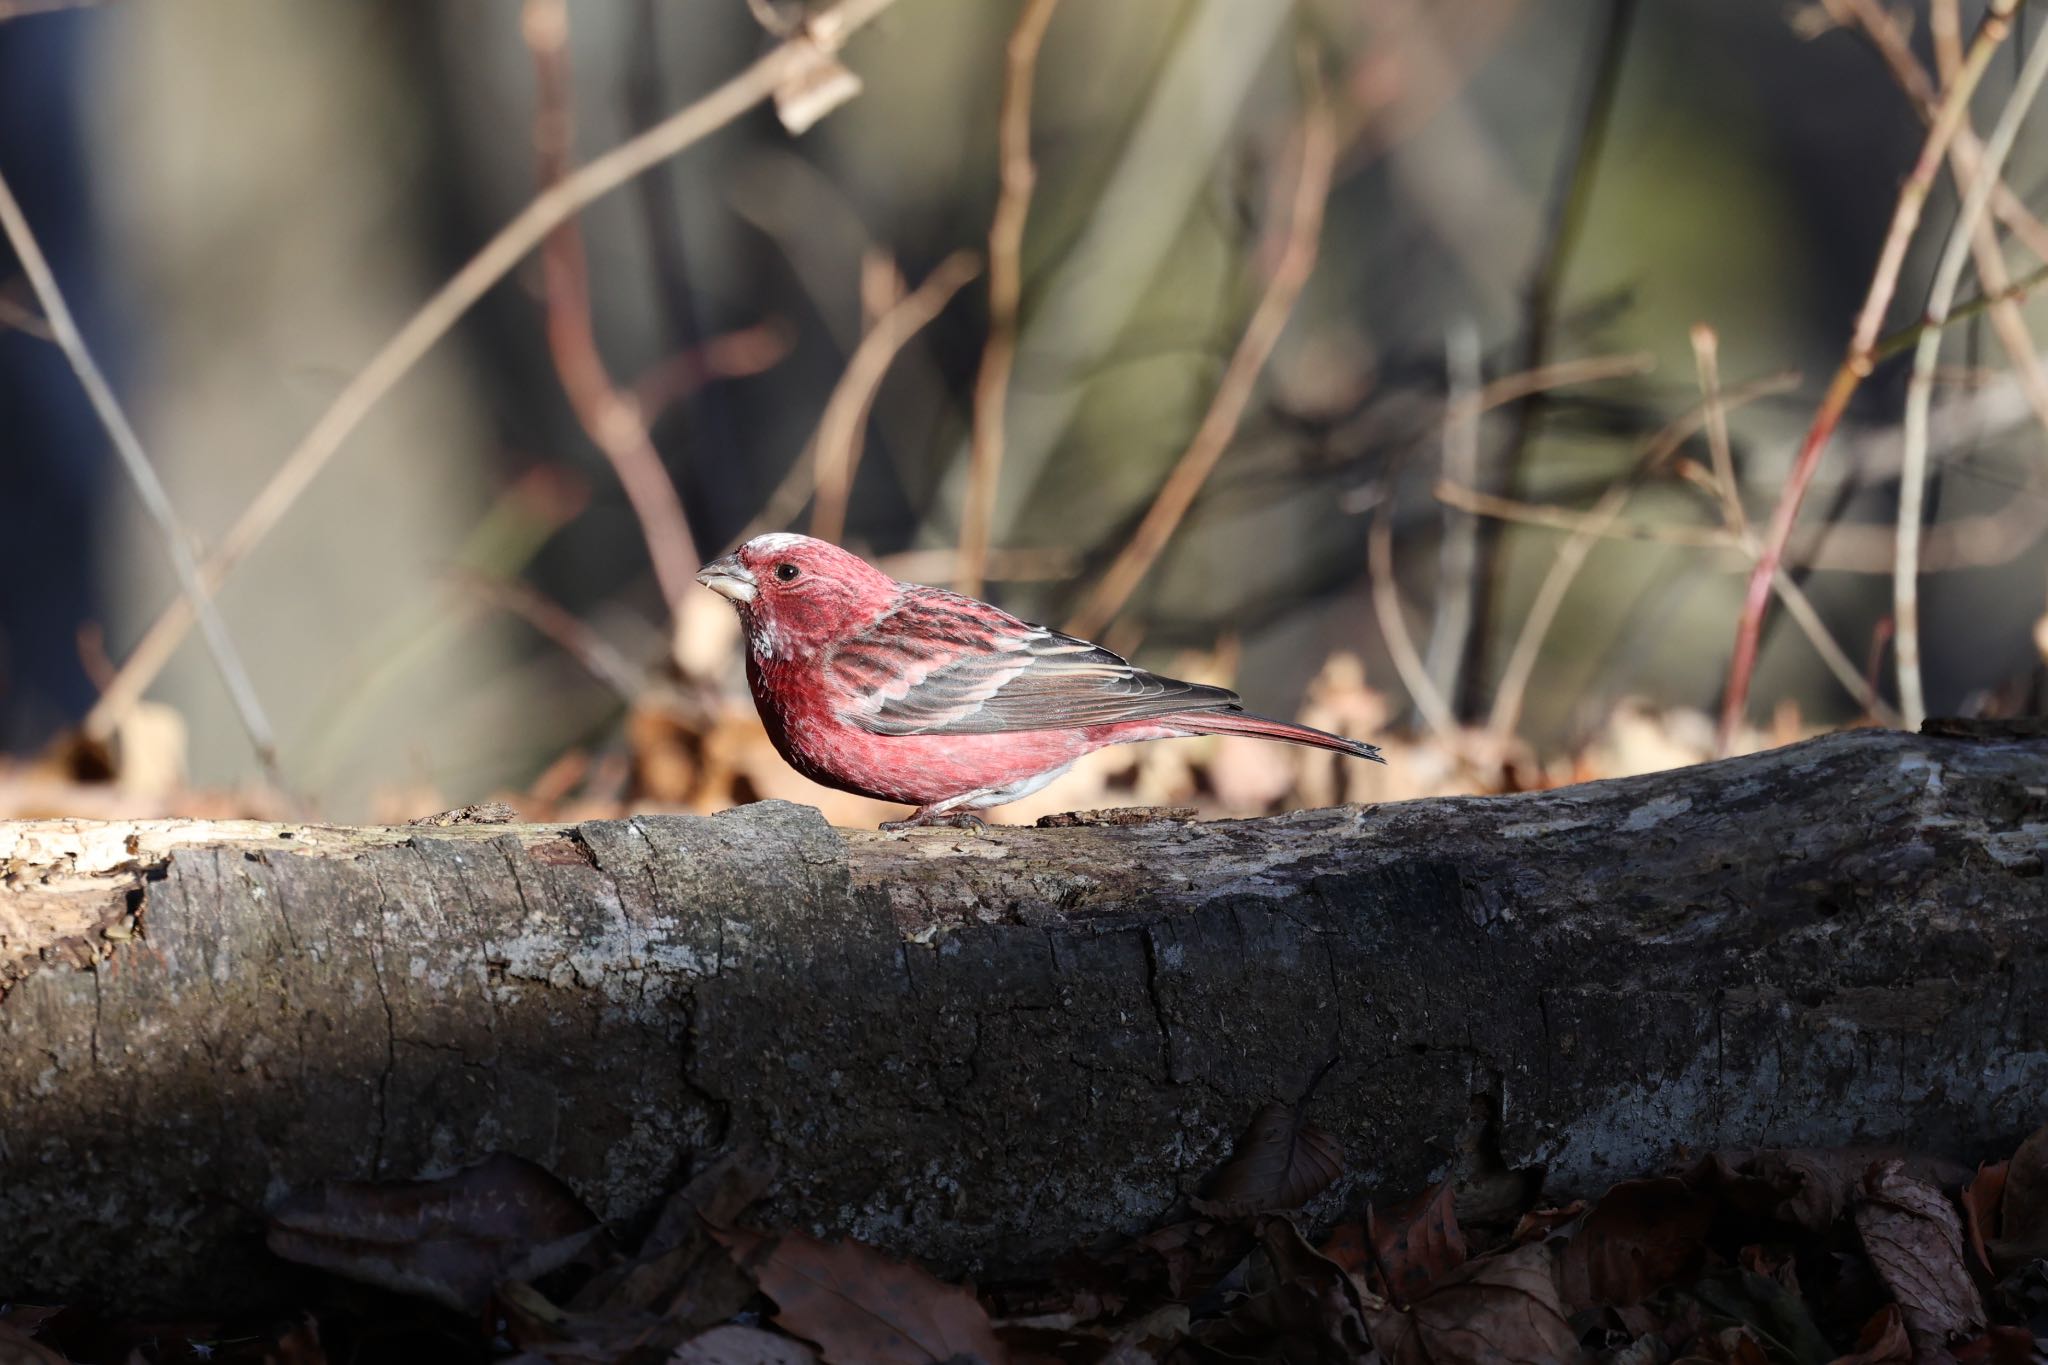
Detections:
[695, 555, 757, 605]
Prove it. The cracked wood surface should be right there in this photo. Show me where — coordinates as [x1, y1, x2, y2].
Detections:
[1, 728, 2044, 1312]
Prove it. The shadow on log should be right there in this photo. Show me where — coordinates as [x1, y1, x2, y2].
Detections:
[1, 728, 2043, 1311]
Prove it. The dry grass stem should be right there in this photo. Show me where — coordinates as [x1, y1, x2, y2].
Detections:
[956, 0, 1062, 597]
[0, 166, 278, 769]
[526, 0, 700, 612]
[1066, 87, 1338, 640]
[809, 250, 982, 545]
[1895, 19, 2048, 727]
[1720, 0, 2022, 749]
[82, 0, 905, 743]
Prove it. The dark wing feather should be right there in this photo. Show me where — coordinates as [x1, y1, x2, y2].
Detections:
[832, 589, 1239, 736]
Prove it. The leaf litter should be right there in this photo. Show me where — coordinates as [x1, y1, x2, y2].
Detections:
[6, 1118, 2048, 1363]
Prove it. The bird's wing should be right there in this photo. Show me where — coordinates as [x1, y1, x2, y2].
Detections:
[830, 589, 1239, 736]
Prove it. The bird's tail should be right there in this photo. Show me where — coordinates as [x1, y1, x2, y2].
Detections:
[1170, 708, 1386, 763]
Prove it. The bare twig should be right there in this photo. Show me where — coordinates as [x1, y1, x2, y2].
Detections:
[525, 0, 699, 612]
[955, 0, 1062, 597]
[809, 249, 982, 545]
[1065, 85, 1338, 639]
[1896, 19, 2048, 727]
[1367, 501, 1462, 747]
[0, 166, 278, 768]
[446, 568, 645, 702]
[83, 0, 905, 743]
[1872, 261, 2048, 361]
[1472, 351, 1656, 409]
[0, 285, 54, 340]
[1423, 320, 1484, 703]
[1487, 373, 1798, 744]
[1827, 0, 2048, 266]
[1473, 0, 1639, 715]
[627, 319, 793, 418]
[1434, 484, 1735, 549]
[0, 0, 102, 17]
[876, 546, 1079, 584]
[1720, 0, 2022, 749]
[1442, 478, 2048, 577]
[1932, 0, 1965, 84]
[1690, 324, 1746, 536]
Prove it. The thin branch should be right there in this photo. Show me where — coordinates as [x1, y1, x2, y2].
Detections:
[83, 0, 906, 744]
[1422, 320, 1484, 703]
[1442, 478, 2048, 577]
[1473, 351, 1656, 410]
[1827, 0, 2048, 266]
[1434, 483, 1735, 549]
[1932, 0, 1965, 85]
[1677, 347, 1901, 721]
[1487, 373, 1798, 744]
[0, 285, 54, 340]
[525, 0, 699, 612]
[956, 0, 1062, 598]
[1897, 19, 2048, 727]
[627, 319, 793, 419]
[1367, 501, 1462, 747]
[0, 165, 279, 768]
[1872, 260, 2048, 362]
[0, 0, 102, 17]
[1473, 0, 1638, 717]
[1827, 0, 2048, 445]
[446, 568, 645, 703]
[1720, 0, 2022, 749]
[1690, 324, 1746, 536]
[1065, 85, 1338, 639]
[809, 249, 982, 545]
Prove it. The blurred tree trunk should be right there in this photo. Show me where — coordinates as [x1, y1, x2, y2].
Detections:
[2, 727, 2043, 1312]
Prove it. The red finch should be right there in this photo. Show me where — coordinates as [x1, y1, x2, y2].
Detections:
[696, 533, 1384, 829]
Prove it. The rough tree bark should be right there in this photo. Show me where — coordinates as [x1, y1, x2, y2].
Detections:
[1, 728, 2043, 1312]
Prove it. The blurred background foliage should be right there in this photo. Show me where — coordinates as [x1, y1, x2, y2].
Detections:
[0, 0, 2044, 823]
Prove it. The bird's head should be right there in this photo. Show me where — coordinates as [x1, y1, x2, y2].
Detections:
[695, 533, 898, 659]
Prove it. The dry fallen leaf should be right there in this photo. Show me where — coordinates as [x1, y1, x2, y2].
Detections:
[1365, 1242, 1583, 1364]
[1559, 1176, 1714, 1309]
[715, 1226, 1009, 1365]
[0, 1320, 71, 1365]
[1854, 1160, 1987, 1358]
[1192, 1215, 1376, 1361]
[1828, 1304, 1913, 1365]
[1321, 1179, 1468, 1307]
[1087, 1219, 1256, 1303]
[1190, 1100, 1345, 1218]
[670, 1323, 823, 1364]
[265, 1153, 603, 1315]
[1988, 1120, 2048, 1272]
[1687, 1148, 1969, 1233]
[1964, 1162, 2011, 1278]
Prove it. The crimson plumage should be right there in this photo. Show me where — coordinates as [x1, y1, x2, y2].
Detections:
[696, 533, 1384, 828]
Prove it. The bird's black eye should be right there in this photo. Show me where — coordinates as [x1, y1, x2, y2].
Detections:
[774, 562, 800, 583]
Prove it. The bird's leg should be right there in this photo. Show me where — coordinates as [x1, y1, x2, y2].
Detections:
[879, 807, 989, 834]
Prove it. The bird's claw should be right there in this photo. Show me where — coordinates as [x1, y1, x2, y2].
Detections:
[880, 809, 989, 835]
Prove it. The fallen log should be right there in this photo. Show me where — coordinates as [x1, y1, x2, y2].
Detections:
[1, 727, 2042, 1312]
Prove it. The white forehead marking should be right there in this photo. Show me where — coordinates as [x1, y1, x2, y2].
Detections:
[744, 531, 814, 556]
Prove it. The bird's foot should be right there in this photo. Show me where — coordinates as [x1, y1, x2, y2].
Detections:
[880, 808, 989, 834]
